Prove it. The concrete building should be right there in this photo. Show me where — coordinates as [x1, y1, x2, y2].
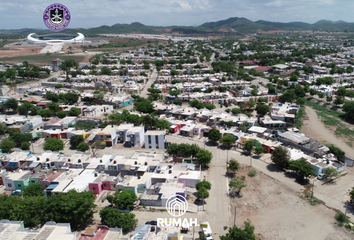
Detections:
[144, 130, 166, 149]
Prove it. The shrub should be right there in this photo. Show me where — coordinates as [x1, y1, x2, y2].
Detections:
[335, 212, 348, 224]
[248, 169, 256, 177]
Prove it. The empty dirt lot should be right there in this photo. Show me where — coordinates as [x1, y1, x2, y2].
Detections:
[230, 166, 352, 240]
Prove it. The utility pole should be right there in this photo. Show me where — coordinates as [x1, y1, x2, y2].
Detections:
[311, 178, 315, 200]
[202, 193, 204, 211]
[233, 206, 237, 226]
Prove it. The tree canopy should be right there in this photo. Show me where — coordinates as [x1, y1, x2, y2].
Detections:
[288, 158, 315, 180]
[196, 180, 212, 191]
[43, 138, 64, 151]
[117, 190, 137, 210]
[208, 128, 221, 142]
[271, 146, 290, 168]
[219, 134, 236, 147]
[220, 220, 256, 240]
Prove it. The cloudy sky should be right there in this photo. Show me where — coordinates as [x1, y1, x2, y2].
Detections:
[0, 0, 353, 29]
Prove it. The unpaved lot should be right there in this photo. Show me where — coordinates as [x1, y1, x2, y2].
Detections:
[301, 106, 354, 157]
[231, 165, 352, 240]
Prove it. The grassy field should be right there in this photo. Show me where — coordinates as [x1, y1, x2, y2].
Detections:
[0, 54, 86, 65]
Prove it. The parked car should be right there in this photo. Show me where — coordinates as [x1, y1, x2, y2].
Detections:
[317, 174, 327, 180]
[11, 190, 22, 195]
[145, 221, 157, 225]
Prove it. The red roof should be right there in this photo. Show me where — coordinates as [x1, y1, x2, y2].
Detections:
[37, 102, 48, 106]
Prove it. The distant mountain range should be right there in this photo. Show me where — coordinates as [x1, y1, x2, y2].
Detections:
[2, 17, 354, 36]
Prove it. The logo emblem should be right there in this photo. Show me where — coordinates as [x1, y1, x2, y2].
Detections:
[43, 3, 71, 31]
[166, 195, 188, 217]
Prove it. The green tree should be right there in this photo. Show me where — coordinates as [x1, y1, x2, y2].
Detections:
[117, 190, 137, 210]
[70, 135, 84, 149]
[317, 92, 325, 99]
[205, 104, 216, 110]
[0, 139, 16, 153]
[55, 84, 63, 89]
[219, 134, 236, 147]
[10, 132, 32, 147]
[189, 100, 205, 109]
[271, 146, 290, 168]
[208, 128, 221, 143]
[323, 167, 340, 178]
[220, 220, 255, 240]
[99, 207, 120, 227]
[255, 104, 269, 116]
[173, 99, 182, 106]
[229, 177, 247, 195]
[296, 98, 306, 106]
[337, 87, 346, 97]
[243, 140, 254, 154]
[18, 105, 29, 116]
[227, 159, 240, 173]
[134, 98, 154, 113]
[57, 111, 67, 118]
[254, 146, 264, 155]
[68, 107, 81, 116]
[169, 89, 181, 96]
[60, 59, 78, 79]
[77, 142, 89, 152]
[43, 138, 64, 151]
[45, 190, 96, 229]
[22, 183, 44, 197]
[342, 101, 354, 120]
[155, 119, 170, 130]
[10, 196, 46, 227]
[196, 187, 209, 200]
[327, 144, 345, 162]
[288, 158, 315, 181]
[196, 149, 213, 166]
[37, 109, 53, 118]
[279, 90, 296, 102]
[333, 96, 344, 106]
[0, 125, 8, 135]
[99, 208, 137, 232]
[195, 180, 211, 191]
[5, 98, 18, 112]
[101, 66, 112, 75]
[20, 142, 30, 150]
[46, 102, 60, 112]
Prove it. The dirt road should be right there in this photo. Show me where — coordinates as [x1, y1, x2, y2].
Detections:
[301, 106, 354, 157]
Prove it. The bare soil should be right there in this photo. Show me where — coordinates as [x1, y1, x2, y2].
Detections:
[301, 106, 354, 157]
[230, 166, 352, 240]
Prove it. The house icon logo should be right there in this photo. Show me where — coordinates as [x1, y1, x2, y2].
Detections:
[166, 195, 188, 217]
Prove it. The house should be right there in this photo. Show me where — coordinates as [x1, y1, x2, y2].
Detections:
[125, 126, 145, 147]
[144, 130, 166, 149]
[79, 225, 122, 240]
[88, 174, 115, 195]
[116, 124, 135, 143]
[96, 125, 118, 147]
[82, 105, 113, 117]
[259, 117, 286, 128]
[63, 169, 98, 193]
[180, 125, 194, 137]
[2, 170, 30, 191]
[0, 220, 76, 240]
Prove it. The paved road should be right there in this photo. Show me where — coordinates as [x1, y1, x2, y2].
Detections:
[140, 69, 158, 98]
[167, 135, 231, 237]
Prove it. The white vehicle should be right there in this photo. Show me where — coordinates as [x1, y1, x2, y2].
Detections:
[200, 222, 213, 240]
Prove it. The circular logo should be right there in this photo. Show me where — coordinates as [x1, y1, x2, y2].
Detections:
[166, 195, 188, 217]
[43, 3, 71, 32]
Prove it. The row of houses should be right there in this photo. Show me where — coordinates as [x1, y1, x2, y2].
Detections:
[0, 150, 201, 206]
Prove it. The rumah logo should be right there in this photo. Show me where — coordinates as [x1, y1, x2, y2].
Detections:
[166, 195, 188, 217]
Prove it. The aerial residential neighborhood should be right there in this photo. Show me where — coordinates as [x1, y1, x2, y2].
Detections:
[3, 4, 354, 239]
